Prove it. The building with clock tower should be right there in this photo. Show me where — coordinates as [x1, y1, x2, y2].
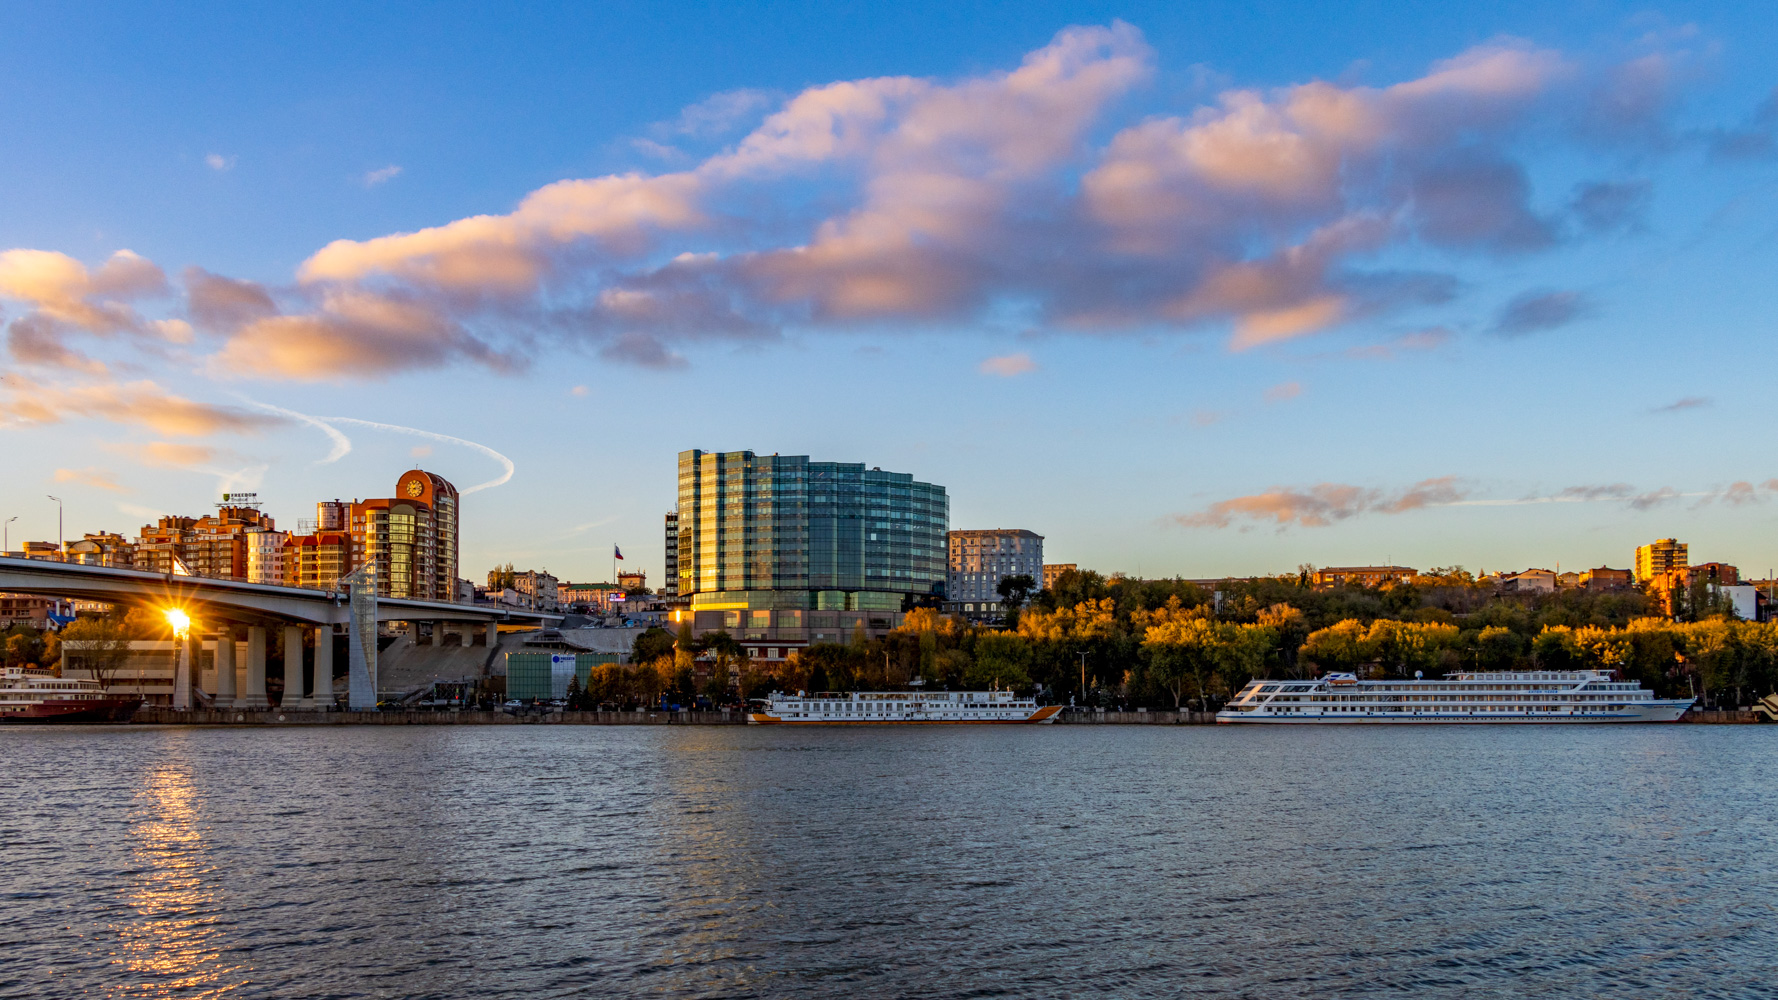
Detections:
[344, 469, 461, 602]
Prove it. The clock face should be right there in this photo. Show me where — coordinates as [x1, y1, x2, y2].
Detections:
[404, 479, 424, 498]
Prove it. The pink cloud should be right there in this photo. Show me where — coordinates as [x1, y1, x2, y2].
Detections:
[979, 352, 1038, 377]
[1175, 476, 1468, 529]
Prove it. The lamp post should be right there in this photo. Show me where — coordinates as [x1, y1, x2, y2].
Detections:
[46, 495, 62, 556]
[3, 515, 15, 553]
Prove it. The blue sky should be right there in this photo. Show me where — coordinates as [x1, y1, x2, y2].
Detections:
[2, 1, 1776, 584]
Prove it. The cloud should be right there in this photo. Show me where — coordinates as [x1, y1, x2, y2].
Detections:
[53, 467, 128, 492]
[0, 249, 176, 371]
[363, 165, 402, 187]
[1707, 87, 1777, 160]
[1190, 409, 1224, 427]
[410, 445, 432, 458]
[1492, 289, 1589, 336]
[1628, 486, 1679, 510]
[599, 332, 688, 370]
[1, 27, 1717, 382]
[1557, 483, 1635, 501]
[137, 442, 219, 467]
[1337, 326, 1452, 360]
[653, 88, 776, 138]
[184, 267, 277, 332]
[569, 385, 588, 397]
[1652, 395, 1710, 413]
[0, 381, 284, 436]
[979, 352, 1038, 377]
[205, 153, 236, 171]
[1174, 476, 1468, 529]
[1570, 179, 1650, 233]
[1263, 380, 1302, 402]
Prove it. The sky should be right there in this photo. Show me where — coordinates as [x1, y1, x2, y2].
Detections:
[2, 0, 1777, 585]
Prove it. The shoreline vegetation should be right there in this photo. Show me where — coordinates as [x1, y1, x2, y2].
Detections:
[582, 568, 1771, 715]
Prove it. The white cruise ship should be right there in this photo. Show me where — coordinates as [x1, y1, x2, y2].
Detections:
[749, 690, 1063, 724]
[1217, 670, 1693, 724]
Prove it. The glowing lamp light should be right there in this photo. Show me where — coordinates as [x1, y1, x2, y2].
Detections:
[164, 608, 191, 637]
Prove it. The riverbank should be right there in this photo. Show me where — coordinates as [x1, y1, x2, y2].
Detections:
[111, 706, 1763, 726]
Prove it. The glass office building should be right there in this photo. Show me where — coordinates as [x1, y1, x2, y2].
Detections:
[676, 450, 949, 612]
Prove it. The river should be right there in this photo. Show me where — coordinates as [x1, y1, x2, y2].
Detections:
[1, 725, 1771, 998]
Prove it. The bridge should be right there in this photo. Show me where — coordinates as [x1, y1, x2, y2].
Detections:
[0, 555, 561, 710]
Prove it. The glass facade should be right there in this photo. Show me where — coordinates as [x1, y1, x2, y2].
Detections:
[677, 450, 948, 611]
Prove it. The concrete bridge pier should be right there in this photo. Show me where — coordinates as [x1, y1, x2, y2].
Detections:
[308, 625, 332, 709]
[216, 628, 237, 706]
[281, 625, 303, 709]
[485, 623, 497, 649]
[243, 625, 269, 709]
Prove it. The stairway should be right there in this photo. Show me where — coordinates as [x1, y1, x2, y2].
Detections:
[1753, 694, 1778, 722]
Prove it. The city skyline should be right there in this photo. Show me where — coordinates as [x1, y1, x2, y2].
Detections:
[3, 1, 1777, 583]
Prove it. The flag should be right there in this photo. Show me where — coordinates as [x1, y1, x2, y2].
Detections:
[614, 544, 624, 560]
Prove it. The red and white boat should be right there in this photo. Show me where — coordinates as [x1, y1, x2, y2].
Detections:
[749, 689, 1062, 724]
[0, 665, 141, 723]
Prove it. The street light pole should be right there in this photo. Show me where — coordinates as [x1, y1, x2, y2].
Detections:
[3, 515, 14, 553]
[46, 496, 62, 556]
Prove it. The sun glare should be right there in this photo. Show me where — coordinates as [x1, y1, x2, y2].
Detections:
[163, 608, 191, 636]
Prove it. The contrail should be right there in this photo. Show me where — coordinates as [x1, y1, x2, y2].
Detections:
[321, 416, 515, 494]
[234, 396, 353, 463]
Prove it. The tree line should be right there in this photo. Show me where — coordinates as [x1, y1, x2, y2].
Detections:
[557, 568, 1771, 711]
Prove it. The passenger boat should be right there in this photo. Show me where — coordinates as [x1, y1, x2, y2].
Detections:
[1216, 670, 1693, 723]
[0, 665, 142, 723]
[749, 690, 1063, 724]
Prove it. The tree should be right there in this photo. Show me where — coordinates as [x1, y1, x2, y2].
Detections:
[996, 574, 1037, 614]
[1299, 619, 1368, 674]
[965, 633, 1031, 690]
[632, 626, 675, 664]
[1142, 616, 1225, 710]
[58, 618, 132, 690]
[565, 673, 585, 710]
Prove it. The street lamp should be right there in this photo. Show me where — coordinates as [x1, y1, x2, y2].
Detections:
[46, 495, 62, 556]
[3, 515, 15, 553]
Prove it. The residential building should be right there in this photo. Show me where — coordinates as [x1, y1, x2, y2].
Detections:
[514, 569, 560, 612]
[1556, 571, 1582, 589]
[1580, 567, 1633, 591]
[662, 510, 679, 596]
[946, 529, 1044, 616]
[245, 528, 288, 585]
[1635, 538, 1687, 584]
[1719, 585, 1762, 622]
[21, 541, 62, 560]
[1042, 563, 1077, 590]
[673, 449, 947, 651]
[63, 532, 135, 568]
[559, 581, 623, 612]
[618, 570, 647, 592]
[345, 470, 461, 602]
[0, 594, 61, 629]
[1499, 569, 1557, 593]
[281, 532, 353, 591]
[133, 505, 277, 579]
[1648, 562, 1740, 617]
[1312, 566, 1418, 588]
